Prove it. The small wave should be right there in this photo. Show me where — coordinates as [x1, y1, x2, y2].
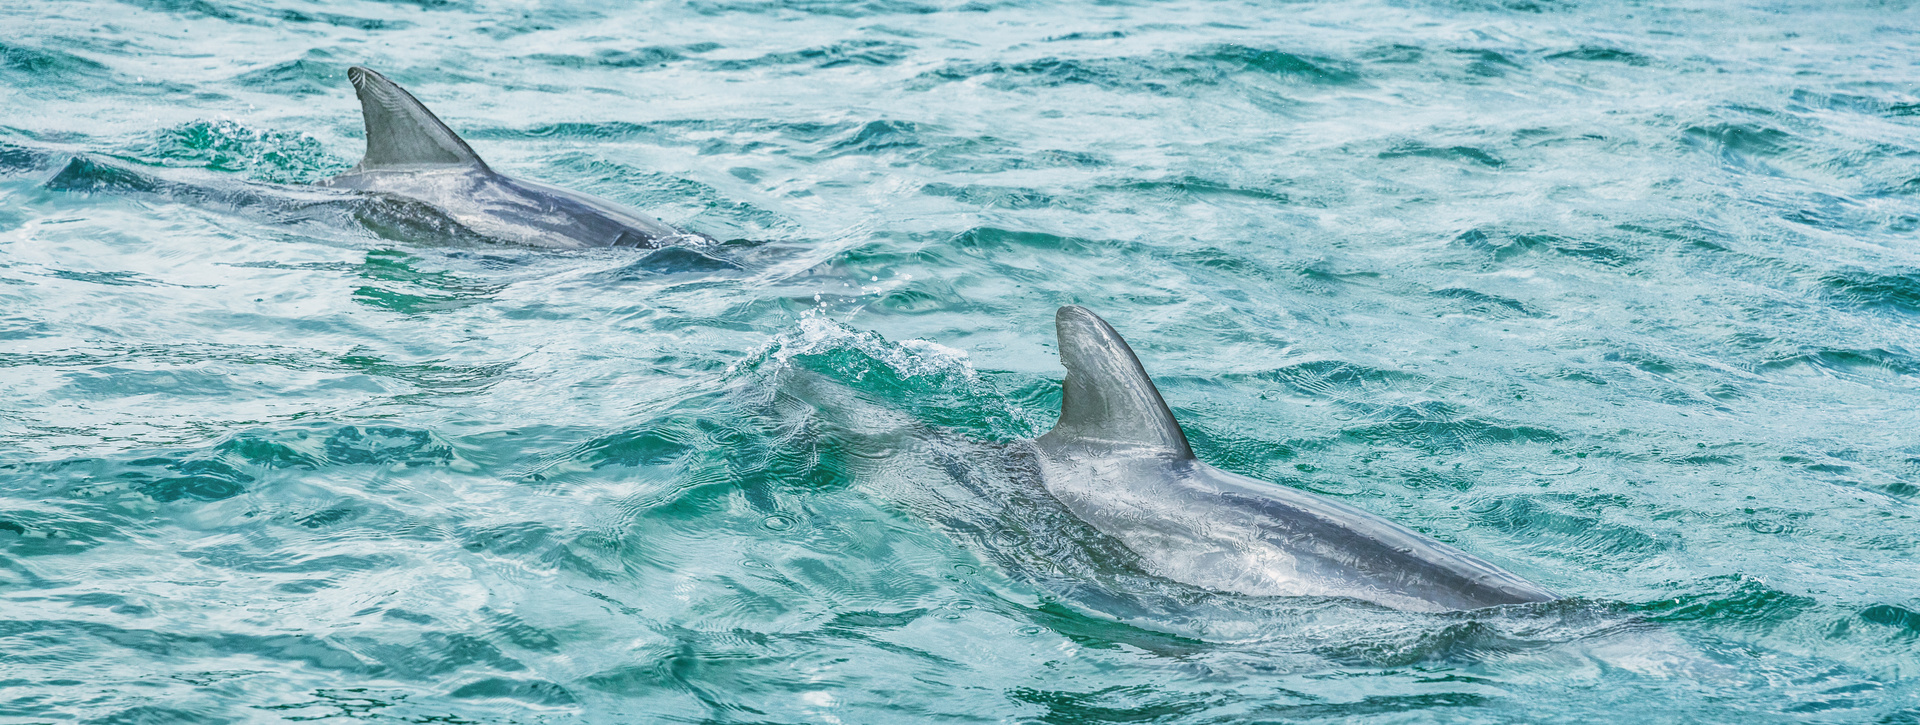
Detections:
[362, 0, 471, 9]
[9, 423, 476, 513]
[230, 58, 346, 96]
[527, 44, 717, 69]
[1452, 227, 1635, 267]
[923, 57, 1166, 91]
[1787, 88, 1899, 116]
[1682, 122, 1797, 172]
[1007, 685, 1227, 723]
[132, 119, 348, 184]
[1819, 269, 1920, 316]
[948, 225, 1113, 255]
[349, 249, 508, 314]
[584, 247, 742, 281]
[334, 350, 517, 392]
[1044, 30, 1126, 42]
[1852, 604, 1920, 639]
[1631, 574, 1816, 625]
[449, 677, 578, 706]
[713, 40, 915, 70]
[1340, 405, 1563, 454]
[546, 154, 788, 234]
[918, 44, 1358, 93]
[43, 155, 161, 194]
[1756, 347, 1919, 377]
[1544, 46, 1653, 66]
[38, 268, 203, 288]
[0, 506, 123, 554]
[1099, 175, 1290, 203]
[1320, 618, 1542, 667]
[1430, 287, 1543, 318]
[0, 618, 373, 675]
[1379, 142, 1504, 168]
[1200, 44, 1362, 83]
[913, 146, 1112, 174]
[570, 428, 696, 469]
[1472, 496, 1669, 565]
[1454, 228, 1553, 262]
[822, 119, 924, 156]
[1252, 359, 1424, 399]
[758, 313, 977, 383]
[275, 8, 410, 30]
[729, 313, 1060, 442]
[0, 141, 60, 175]
[497, 120, 665, 142]
[322, 425, 459, 466]
[130, 461, 254, 503]
[1446, 47, 1525, 77]
[920, 182, 1062, 210]
[688, 0, 946, 16]
[1600, 347, 1679, 375]
[0, 42, 108, 83]
[1439, 0, 1575, 12]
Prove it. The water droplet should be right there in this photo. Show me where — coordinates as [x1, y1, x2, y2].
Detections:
[761, 515, 795, 532]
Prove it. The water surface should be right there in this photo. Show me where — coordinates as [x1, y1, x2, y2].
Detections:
[3, 0, 1919, 722]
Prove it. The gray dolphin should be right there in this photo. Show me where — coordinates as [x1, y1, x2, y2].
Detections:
[1029, 305, 1558, 612]
[318, 66, 702, 249]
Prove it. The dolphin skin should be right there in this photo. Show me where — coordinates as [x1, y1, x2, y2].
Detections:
[1028, 306, 1558, 612]
[318, 66, 700, 249]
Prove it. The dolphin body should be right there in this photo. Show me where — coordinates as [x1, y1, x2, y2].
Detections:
[1025, 306, 1558, 612]
[317, 66, 701, 249]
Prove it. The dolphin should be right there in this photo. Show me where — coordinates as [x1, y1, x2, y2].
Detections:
[317, 66, 703, 249]
[1023, 305, 1558, 612]
[37, 66, 707, 251]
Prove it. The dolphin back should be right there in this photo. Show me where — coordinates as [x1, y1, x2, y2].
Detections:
[345, 66, 489, 172]
[1030, 305, 1558, 611]
[1038, 306, 1194, 458]
[321, 66, 703, 249]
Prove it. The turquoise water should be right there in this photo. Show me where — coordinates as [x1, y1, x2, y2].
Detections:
[4, 0, 1920, 721]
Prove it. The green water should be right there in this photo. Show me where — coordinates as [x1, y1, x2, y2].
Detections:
[3, 0, 1919, 722]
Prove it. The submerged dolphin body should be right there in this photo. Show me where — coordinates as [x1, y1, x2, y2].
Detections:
[318, 66, 701, 249]
[1028, 306, 1557, 612]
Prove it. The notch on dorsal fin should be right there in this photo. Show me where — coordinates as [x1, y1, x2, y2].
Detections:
[1036, 306, 1194, 458]
[346, 66, 489, 172]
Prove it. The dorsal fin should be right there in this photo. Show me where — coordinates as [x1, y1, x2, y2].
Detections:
[1036, 306, 1193, 458]
[345, 66, 489, 172]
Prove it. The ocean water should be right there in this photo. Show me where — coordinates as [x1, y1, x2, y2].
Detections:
[3, 0, 1919, 721]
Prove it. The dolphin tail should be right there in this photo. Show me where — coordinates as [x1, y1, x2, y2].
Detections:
[1037, 306, 1194, 459]
[344, 66, 489, 172]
